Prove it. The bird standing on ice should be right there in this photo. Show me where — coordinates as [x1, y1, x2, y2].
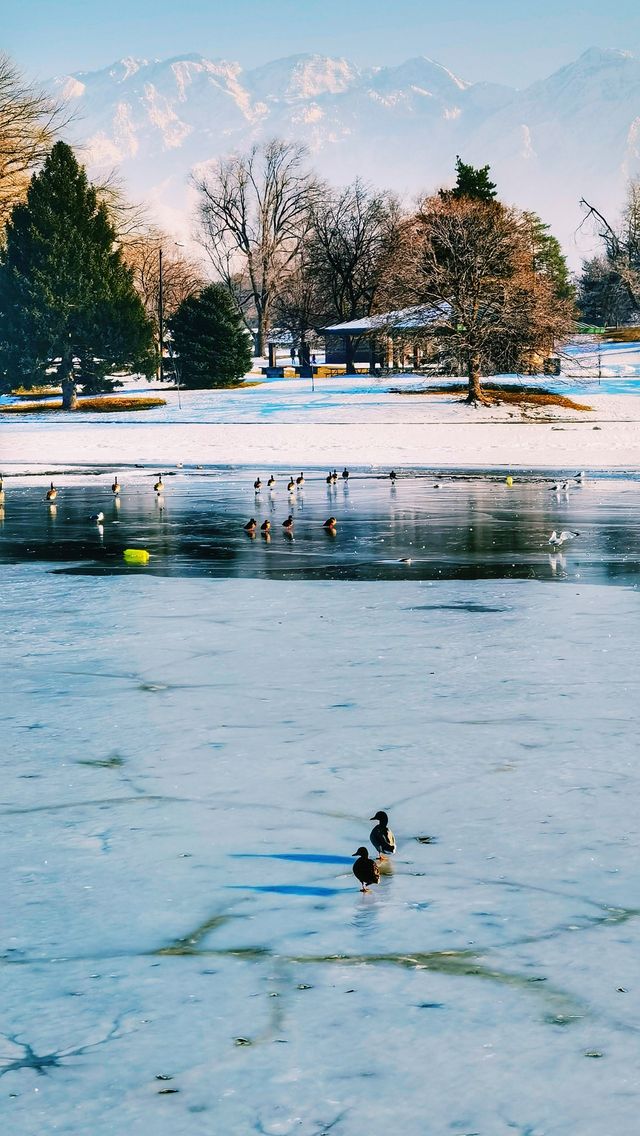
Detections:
[111, 476, 120, 495]
[548, 530, 579, 547]
[370, 810, 396, 860]
[352, 847, 380, 892]
[154, 474, 164, 494]
[46, 482, 57, 502]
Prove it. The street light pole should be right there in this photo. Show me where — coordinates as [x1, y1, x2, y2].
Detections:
[158, 247, 164, 384]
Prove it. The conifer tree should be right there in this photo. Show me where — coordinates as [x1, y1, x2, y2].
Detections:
[169, 283, 253, 388]
[0, 141, 154, 406]
[442, 157, 498, 204]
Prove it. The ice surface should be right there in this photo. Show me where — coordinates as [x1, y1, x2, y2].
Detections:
[1, 482, 640, 1134]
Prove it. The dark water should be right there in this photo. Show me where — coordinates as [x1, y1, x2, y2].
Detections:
[1, 471, 640, 584]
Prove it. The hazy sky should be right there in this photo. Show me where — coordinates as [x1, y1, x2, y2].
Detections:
[5, 0, 640, 85]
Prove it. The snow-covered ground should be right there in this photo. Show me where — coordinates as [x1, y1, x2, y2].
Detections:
[2, 341, 640, 474]
[2, 559, 640, 1134]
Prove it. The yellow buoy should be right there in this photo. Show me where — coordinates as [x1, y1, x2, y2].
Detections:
[505, 476, 514, 487]
[123, 548, 150, 565]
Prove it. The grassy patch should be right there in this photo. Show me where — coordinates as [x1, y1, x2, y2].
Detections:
[1, 396, 166, 414]
[11, 385, 61, 398]
[604, 327, 640, 343]
[390, 382, 592, 412]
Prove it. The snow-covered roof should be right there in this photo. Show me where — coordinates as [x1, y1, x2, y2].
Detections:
[323, 304, 449, 336]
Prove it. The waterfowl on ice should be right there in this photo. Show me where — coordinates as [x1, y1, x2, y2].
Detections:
[296, 473, 304, 487]
[287, 478, 296, 492]
[326, 473, 333, 485]
[254, 477, 262, 491]
[331, 470, 338, 484]
[389, 470, 396, 483]
[323, 517, 337, 530]
[244, 518, 257, 534]
[282, 515, 294, 531]
[549, 529, 579, 547]
[342, 468, 349, 480]
[261, 519, 271, 533]
[46, 482, 57, 502]
[370, 811, 396, 860]
[154, 474, 164, 493]
[352, 847, 380, 892]
[89, 511, 105, 524]
[111, 476, 120, 495]
[267, 476, 276, 489]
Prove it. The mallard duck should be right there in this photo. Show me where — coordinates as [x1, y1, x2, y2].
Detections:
[323, 517, 337, 529]
[254, 477, 262, 491]
[261, 519, 271, 533]
[342, 468, 349, 480]
[370, 811, 396, 860]
[287, 478, 296, 492]
[46, 482, 57, 502]
[154, 474, 164, 493]
[244, 518, 257, 533]
[268, 476, 276, 489]
[282, 515, 294, 531]
[296, 473, 304, 487]
[352, 847, 380, 892]
[111, 475, 120, 495]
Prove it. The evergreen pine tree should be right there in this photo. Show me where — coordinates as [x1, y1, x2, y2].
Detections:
[523, 212, 575, 302]
[0, 141, 154, 406]
[169, 284, 253, 389]
[442, 157, 498, 204]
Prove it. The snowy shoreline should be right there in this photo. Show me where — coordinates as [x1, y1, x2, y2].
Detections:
[2, 371, 640, 474]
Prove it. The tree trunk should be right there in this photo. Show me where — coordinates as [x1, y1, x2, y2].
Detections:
[465, 352, 488, 404]
[61, 376, 78, 410]
[345, 335, 356, 375]
[60, 347, 77, 410]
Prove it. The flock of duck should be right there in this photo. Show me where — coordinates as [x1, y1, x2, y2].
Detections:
[352, 810, 396, 892]
[0, 468, 584, 551]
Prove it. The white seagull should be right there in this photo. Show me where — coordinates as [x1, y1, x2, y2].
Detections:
[548, 529, 579, 547]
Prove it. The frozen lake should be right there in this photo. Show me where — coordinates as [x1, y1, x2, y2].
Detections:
[1, 473, 639, 1134]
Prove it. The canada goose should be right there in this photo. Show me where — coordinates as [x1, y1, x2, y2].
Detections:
[89, 511, 105, 524]
[323, 517, 337, 530]
[0, 475, 4, 502]
[296, 473, 304, 487]
[326, 473, 333, 485]
[282, 515, 294, 531]
[261, 519, 271, 533]
[389, 470, 396, 483]
[352, 847, 380, 892]
[370, 811, 396, 860]
[342, 468, 349, 480]
[254, 477, 262, 491]
[112, 476, 120, 495]
[331, 470, 338, 484]
[154, 474, 164, 493]
[244, 518, 257, 534]
[267, 476, 276, 489]
[46, 482, 57, 502]
[287, 478, 296, 492]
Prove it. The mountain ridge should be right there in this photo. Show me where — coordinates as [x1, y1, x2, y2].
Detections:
[53, 47, 640, 261]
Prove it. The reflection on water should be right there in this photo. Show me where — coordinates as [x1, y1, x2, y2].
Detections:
[1, 472, 640, 584]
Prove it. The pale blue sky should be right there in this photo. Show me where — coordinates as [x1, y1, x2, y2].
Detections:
[6, 0, 640, 85]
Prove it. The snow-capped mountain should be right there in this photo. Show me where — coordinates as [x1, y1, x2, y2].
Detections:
[54, 47, 640, 260]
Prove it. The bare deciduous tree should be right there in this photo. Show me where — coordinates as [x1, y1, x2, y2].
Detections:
[194, 138, 318, 355]
[122, 229, 204, 327]
[408, 196, 575, 403]
[0, 53, 65, 232]
[579, 182, 640, 315]
[307, 180, 406, 372]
